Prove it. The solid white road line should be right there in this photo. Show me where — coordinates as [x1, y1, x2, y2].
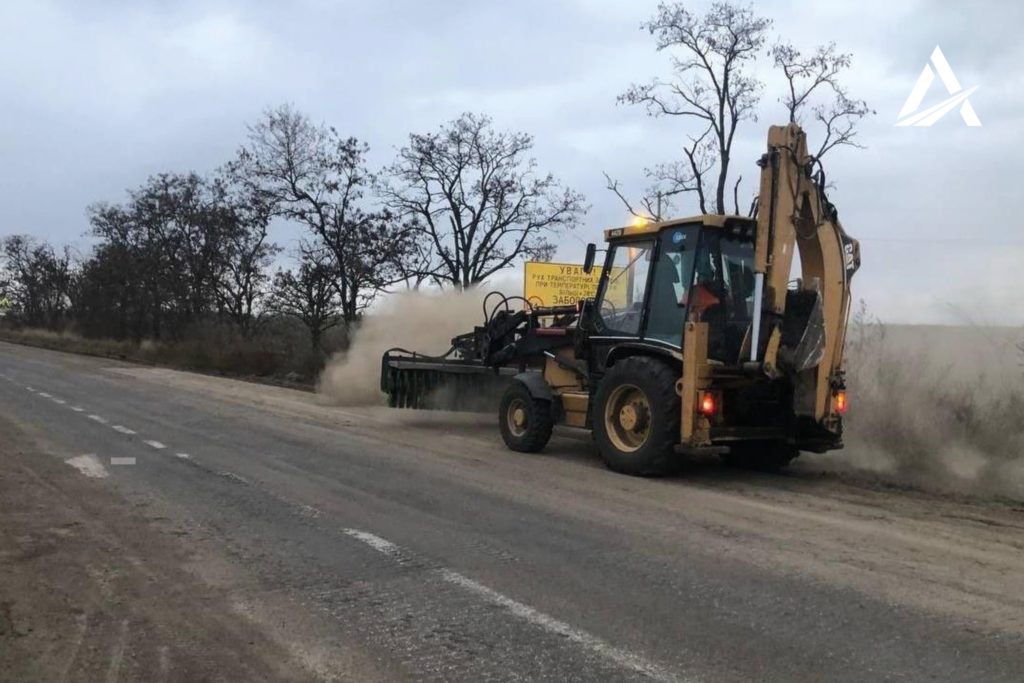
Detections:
[143, 440, 167, 450]
[342, 528, 687, 683]
[437, 569, 686, 683]
[110, 457, 136, 466]
[88, 414, 108, 424]
[111, 425, 136, 435]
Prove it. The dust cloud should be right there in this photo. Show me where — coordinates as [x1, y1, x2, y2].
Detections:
[317, 289, 498, 406]
[320, 291, 1024, 500]
[805, 318, 1024, 500]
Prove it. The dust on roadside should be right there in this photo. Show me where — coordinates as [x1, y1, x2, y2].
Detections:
[317, 288, 498, 406]
[0, 417, 316, 683]
[811, 317, 1024, 501]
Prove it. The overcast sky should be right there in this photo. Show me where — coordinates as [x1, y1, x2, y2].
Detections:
[2, 0, 1021, 324]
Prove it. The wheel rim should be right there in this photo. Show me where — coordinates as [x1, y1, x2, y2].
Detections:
[603, 383, 651, 453]
[506, 398, 529, 437]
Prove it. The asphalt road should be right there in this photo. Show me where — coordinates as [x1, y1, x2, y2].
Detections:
[1, 340, 1022, 682]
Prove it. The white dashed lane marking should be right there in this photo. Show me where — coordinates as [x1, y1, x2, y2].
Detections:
[23, 383, 195, 469]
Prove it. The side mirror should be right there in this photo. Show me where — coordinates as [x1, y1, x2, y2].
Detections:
[582, 242, 597, 274]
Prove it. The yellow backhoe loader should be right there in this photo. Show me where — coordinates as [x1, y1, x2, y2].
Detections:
[381, 123, 860, 474]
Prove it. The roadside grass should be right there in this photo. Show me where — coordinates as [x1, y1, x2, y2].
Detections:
[0, 322, 341, 388]
[0, 327, 142, 362]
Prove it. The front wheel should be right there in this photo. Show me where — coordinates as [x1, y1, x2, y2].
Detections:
[592, 357, 680, 476]
[498, 382, 554, 453]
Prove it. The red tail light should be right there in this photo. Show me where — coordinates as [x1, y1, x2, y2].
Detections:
[699, 392, 716, 416]
[834, 390, 848, 414]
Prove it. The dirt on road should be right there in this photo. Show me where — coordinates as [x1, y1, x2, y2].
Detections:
[0, 415, 382, 683]
[119, 365, 1024, 637]
[3, 347, 1024, 681]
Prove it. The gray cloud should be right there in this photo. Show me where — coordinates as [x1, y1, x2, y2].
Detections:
[1, 0, 1021, 323]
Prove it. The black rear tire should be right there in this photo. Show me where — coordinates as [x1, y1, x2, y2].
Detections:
[592, 356, 680, 476]
[498, 381, 554, 453]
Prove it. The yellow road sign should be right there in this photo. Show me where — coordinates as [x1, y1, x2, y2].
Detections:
[522, 261, 629, 307]
[524, 262, 601, 307]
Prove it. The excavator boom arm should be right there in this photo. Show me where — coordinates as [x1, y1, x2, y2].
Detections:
[752, 124, 861, 422]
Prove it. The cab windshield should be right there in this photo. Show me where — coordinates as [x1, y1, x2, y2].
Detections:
[593, 225, 699, 342]
[594, 224, 755, 359]
[594, 239, 654, 336]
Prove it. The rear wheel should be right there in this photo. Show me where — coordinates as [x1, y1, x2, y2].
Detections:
[721, 441, 798, 471]
[498, 382, 554, 453]
[592, 357, 679, 476]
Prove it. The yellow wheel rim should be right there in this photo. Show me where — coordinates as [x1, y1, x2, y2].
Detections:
[604, 384, 651, 453]
[507, 398, 528, 437]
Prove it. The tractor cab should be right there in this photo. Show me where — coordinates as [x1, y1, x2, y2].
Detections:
[382, 124, 858, 476]
[591, 216, 757, 365]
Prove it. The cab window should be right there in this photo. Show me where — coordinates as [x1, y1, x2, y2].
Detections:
[688, 230, 756, 362]
[645, 226, 699, 346]
[595, 240, 653, 336]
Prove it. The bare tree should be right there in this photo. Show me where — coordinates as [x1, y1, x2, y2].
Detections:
[391, 238, 439, 290]
[1, 235, 74, 329]
[131, 173, 234, 324]
[214, 175, 279, 334]
[116, 172, 246, 338]
[82, 203, 151, 340]
[233, 105, 411, 321]
[379, 113, 586, 288]
[79, 171, 276, 341]
[268, 244, 342, 352]
[771, 42, 874, 160]
[619, 2, 772, 215]
[604, 125, 717, 220]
